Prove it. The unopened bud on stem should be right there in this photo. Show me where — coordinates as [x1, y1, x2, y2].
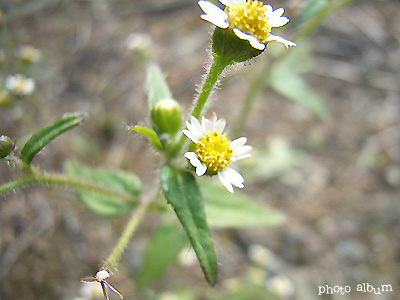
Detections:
[0, 135, 15, 159]
[151, 99, 182, 135]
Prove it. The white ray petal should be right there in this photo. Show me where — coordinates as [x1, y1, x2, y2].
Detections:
[264, 4, 273, 16]
[182, 129, 199, 144]
[185, 152, 207, 176]
[268, 16, 289, 28]
[199, 1, 229, 28]
[220, 0, 245, 6]
[186, 116, 203, 140]
[233, 28, 265, 50]
[201, 116, 209, 132]
[196, 164, 207, 176]
[205, 113, 225, 133]
[265, 34, 296, 48]
[271, 7, 285, 18]
[215, 118, 226, 133]
[224, 167, 244, 188]
[218, 171, 234, 193]
[230, 137, 247, 149]
[184, 151, 199, 162]
[232, 145, 252, 161]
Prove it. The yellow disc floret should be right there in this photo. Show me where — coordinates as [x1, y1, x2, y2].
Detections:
[227, 0, 272, 44]
[195, 130, 234, 172]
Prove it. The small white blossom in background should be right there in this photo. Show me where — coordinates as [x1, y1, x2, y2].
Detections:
[183, 114, 252, 193]
[247, 244, 275, 267]
[78, 282, 104, 300]
[198, 0, 296, 50]
[266, 275, 295, 299]
[222, 277, 244, 293]
[125, 32, 153, 55]
[246, 266, 267, 286]
[16, 45, 42, 63]
[5, 74, 35, 96]
[157, 292, 178, 300]
[178, 247, 197, 267]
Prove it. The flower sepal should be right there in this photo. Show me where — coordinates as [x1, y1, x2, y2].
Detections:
[212, 27, 263, 65]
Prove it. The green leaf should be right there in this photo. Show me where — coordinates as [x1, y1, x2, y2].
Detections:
[161, 164, 218, 286]
[128, 125, 163, 150]
[267, 46, 329, 120]
[20, 112, 86, 164]
[199, 180, 286, 228]
[136, 220, 188, 288]
[65, 161, 141, 217]
[147, 64, 173, 109]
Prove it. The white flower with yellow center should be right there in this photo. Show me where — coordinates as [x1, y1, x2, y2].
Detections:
[17, 45, 42, 63]
[198, 0, 296, 50]
[5, 74, 35, 96]
[183, 114, 251, 193]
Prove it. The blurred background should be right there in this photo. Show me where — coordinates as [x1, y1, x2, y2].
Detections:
[0, 0, 399, 299]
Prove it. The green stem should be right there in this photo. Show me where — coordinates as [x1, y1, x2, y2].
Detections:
[169, 58, 228, 158]
[0, 172, 138, 204]
[102, 200, 149, 269]
[191, 58, 227, 119]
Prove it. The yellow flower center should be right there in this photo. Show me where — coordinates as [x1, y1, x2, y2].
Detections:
[195, 130, 234, 172]
[14, 78, 27, 93]
[227, 0, 272, 43]
[21, 47, 39, 61]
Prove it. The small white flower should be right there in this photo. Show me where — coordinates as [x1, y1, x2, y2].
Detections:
[158, 292, 178, 300]
[183, 114, 251, 193]
[198, 0, 296, 50]
[4, 74, 35, 96]
[247, 244, 275, 267]
[16, 45, 42, 63]
[178, 247, 197, 266]
[125, 32, 153, 54]
[266, 275, 295, 299]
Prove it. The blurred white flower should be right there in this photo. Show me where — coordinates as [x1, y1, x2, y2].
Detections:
[16, 45, 42, 63]
[79, 282, 103, 299]
[178, 247, 197, 267]
[125, 32, 153, 54]
[5, 74, 35, 96]
[158, 292, 178, 300]
[266, 275, 295, 299]
[222, 277, 244, 293]
[246, 266, 267, 285]
[198, 0, 296, 50]
[247, 244, 275, 267]
[183, 114, 252, 193]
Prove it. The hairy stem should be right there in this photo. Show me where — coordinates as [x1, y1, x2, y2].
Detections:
[0, 172, 138, 204]
[102, 200, 149, 269]
[169, 58, 228, 158]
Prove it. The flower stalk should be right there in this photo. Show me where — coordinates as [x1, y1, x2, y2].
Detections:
[169, 57, 228, 159]
[102, 200, 149, 269]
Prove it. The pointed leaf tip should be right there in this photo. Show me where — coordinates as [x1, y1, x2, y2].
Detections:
[21, 112, 87, 164]
[161, 164, 218, 285]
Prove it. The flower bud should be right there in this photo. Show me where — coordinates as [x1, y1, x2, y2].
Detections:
[151, 99, 182, 135]
[0, 135, 15, 158]
[212, 27, 263, 65]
